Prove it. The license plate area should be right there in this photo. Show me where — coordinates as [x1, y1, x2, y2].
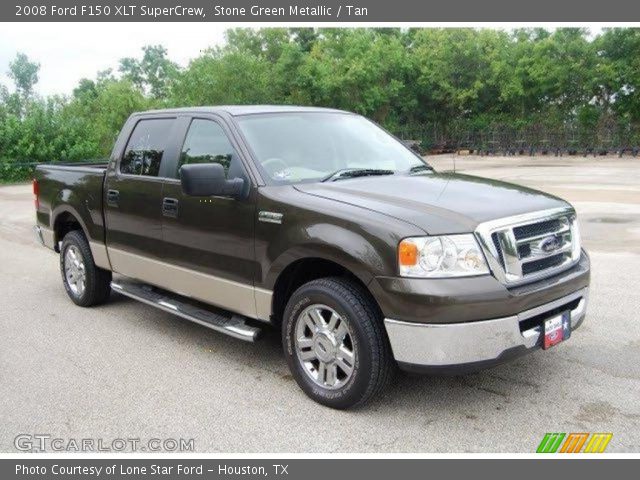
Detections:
[543, 311, 571, 349]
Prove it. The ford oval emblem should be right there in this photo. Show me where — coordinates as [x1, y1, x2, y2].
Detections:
[539, 236, 561, 253]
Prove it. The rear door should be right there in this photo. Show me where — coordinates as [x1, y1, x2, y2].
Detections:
[159, 115, 259, 318]
[104, 116, 180, 279]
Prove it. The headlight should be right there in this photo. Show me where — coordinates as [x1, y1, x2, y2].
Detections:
[398, 234, 490, 278]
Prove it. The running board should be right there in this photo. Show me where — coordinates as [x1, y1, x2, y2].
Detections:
[111, 279, 262, 342]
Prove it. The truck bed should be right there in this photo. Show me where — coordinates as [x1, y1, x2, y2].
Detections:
[34, 162, 109, 249]
[36, 161, 109, 172]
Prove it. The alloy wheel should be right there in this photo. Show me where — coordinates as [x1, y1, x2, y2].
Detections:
[294, 304, 356, 390]
[64, 245, 86, 297]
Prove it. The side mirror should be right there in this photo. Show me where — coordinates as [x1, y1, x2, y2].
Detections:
[179, 163, 245, 198]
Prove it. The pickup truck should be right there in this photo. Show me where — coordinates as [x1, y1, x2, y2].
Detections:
[34, 106, 590, 409]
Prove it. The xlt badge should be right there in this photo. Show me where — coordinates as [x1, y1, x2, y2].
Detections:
[259, 211, 283, 224]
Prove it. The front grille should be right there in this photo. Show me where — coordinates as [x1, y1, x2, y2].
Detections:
[513, 218, 562, 240]
[522, 253, 565, 275]
[477, 209, 579, 285]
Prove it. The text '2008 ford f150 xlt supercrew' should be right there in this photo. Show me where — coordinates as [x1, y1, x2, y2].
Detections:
[34, 106, 590, 409]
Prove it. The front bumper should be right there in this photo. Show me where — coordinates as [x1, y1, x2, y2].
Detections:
[370, 251, 590, 325]
[385, 286, 589, 374]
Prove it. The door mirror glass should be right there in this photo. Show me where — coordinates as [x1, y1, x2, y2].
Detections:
[179, 163, 244, 198]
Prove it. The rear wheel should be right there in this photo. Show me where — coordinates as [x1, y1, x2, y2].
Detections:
[282, 277, 394, 409]
[60, 230, 111, 307]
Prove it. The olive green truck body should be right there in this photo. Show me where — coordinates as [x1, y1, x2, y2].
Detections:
[33, 106, 590, 408]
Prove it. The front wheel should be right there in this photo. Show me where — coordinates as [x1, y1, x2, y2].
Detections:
[282, 277, 394, 409]
[60, 230, 111, 307]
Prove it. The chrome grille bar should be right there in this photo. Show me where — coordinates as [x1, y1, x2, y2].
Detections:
[496, 229, 522, 277]
[475, 207, 580, 286]
[515, 224, 571, 244]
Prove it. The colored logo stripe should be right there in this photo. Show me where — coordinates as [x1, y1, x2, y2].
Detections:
[560, 433, 589, 453]
[537, 433, 613, 453]
[537, 433, 566, 453]
[584, 433, 613, 453]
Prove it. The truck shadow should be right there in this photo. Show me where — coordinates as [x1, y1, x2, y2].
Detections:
[112, 292, 548, 414]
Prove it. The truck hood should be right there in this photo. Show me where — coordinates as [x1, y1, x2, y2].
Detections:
[294, 172, 571, 235]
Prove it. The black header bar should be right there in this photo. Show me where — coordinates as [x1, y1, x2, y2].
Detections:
[4, 0, 640, 22]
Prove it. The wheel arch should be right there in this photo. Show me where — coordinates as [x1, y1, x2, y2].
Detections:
[269, 255, 383, 327]
[51, 206, 88, 252]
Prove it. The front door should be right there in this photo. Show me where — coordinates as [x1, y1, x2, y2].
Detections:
[160, 116, 259, 318]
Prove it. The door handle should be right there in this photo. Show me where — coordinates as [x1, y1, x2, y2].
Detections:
[107, 189, 119, 207]
[162, 197, 179, 218]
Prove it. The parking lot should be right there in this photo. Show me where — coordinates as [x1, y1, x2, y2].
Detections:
[1, 155, 639, 452]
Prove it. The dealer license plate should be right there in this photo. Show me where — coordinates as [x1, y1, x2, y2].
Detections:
[543, 312, 571, 350]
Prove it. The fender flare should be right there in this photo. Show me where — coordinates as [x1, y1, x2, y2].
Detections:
[50, 203, 90, 245]
[264, 243, 382, 291]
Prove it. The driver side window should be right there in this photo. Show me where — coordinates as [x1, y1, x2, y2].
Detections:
[176, 119, 237, 179]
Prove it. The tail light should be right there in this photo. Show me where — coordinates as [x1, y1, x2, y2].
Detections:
[32, 178, 39, 210]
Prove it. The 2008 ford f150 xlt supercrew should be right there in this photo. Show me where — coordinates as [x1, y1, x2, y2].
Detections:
[34, 106, 590, 408]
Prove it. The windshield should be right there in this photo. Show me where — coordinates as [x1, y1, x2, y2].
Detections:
[235, 112, 427, 184]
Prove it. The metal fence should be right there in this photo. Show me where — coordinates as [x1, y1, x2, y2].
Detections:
[394, 123, 640, 157]
[1, 122, 639, 181]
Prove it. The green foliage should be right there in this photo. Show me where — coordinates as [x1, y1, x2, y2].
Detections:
[2, 28, 640, 182]
[0, 51, 154, 181]
[295, 29, 416, 126]
[171, 48, 276, 106]
[119, 45, 178, 99]
[0, 161, 34, 183]
[8, 53, 39, 100]
[594, 28, 640, 123]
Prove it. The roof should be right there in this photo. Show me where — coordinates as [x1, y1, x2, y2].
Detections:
[137, 105, 348, 117]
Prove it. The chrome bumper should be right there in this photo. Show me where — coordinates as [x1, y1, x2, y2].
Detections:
[34, 225, 55, 250]
[34, 225, 45, 246]
[385, 287, 588, 369]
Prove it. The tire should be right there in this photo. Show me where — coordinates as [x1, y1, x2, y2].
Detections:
[282, 277, 394, 409]
[60, 230, 111, 307]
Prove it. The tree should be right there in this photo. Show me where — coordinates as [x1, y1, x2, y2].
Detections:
[3, 27, 640, 183]
[290, 28, 318, 52]
[8, 53, 40, 99]
[170, 47, 274, 106]
[6, 53, 40, 117]
[595, 28, 640, 123]
[73, 78, 98, 100]
[225, 28, 290, 63]
[297, 29, 416, 125]
[412, 29, 511, 123]
[119, 45, 178, 98]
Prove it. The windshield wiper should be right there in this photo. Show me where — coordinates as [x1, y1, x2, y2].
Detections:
[321, 168, 395, 182]
[408, 164, 433, 174]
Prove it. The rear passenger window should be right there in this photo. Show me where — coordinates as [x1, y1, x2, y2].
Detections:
[177, 119, 236, 178]
[121, 118, 174, 177]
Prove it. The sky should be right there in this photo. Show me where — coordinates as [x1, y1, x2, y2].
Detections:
[0, 23, 228, 96]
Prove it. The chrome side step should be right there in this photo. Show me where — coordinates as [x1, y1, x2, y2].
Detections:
[111, 279, 262, 342]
